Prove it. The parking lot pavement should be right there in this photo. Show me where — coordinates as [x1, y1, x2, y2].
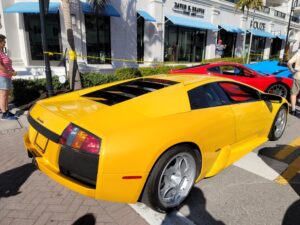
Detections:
[1, 107, 300, 225]
[0, 128, 148, 225]
[132, 112, 300, 225]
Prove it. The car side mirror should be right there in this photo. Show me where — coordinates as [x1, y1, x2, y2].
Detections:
[261, 93, 282, 103]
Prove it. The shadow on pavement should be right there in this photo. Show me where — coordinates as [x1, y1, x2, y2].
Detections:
[0, 163, 36, 198]
[258, 146, 300, 225]
[72, 213, 96, 225]
[162, 187, 225, 225]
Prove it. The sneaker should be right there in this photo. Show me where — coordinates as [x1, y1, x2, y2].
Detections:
[1, 111, 17, 120]
[290, 110, 298, 116]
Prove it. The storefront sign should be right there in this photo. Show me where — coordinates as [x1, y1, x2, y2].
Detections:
[173, 2, 205, 18]
[250, 20, 266, 31]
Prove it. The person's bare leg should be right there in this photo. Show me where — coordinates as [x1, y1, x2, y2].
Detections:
[0, 90, 7, 113]
[4, 90, 9, 111]
[291, 94, 297, 112]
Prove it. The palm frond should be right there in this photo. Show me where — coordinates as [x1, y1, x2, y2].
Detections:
[235, 0, 263, 12]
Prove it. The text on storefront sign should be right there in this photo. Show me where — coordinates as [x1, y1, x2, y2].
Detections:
[250, 20, 266, 31]
[173, 2, 205, 18]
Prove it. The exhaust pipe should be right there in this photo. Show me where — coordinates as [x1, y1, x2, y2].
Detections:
[31, 157, 39, 170]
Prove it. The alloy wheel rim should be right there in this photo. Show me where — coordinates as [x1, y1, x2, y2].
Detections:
[268, 85, 288, 98]
[274, 108, 286, 138]
[158, 152, 196, 208]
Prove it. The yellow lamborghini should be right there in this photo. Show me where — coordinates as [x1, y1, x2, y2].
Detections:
[24, 74, 288, 212]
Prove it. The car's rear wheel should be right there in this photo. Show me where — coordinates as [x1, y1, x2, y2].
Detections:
[266, 83, 289, 98]
[141, 145, 200, 213]
[269, 106, 287, 141]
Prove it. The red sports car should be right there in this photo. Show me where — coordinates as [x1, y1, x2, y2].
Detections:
[170, 62, 293, 98]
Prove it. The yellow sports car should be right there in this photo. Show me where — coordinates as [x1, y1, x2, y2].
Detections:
[24, 74, 288, 212]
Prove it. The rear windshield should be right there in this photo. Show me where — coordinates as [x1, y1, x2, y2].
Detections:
[82, 78, 179, 106]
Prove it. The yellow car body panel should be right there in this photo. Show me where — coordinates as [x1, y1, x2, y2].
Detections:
[24, 74, 288, 203]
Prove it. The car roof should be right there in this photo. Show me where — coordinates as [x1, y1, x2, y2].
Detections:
[206, 62, 243, 67]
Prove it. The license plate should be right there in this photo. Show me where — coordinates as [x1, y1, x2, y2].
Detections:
[34, 133, 49, 153]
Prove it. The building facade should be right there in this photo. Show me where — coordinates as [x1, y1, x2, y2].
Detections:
[0, 0, 300, 77]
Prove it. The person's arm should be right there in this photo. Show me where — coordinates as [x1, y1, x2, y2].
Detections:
[287, 53, 298, 74]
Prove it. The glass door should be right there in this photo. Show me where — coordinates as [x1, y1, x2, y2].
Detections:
[193, 30, 206, 62]
[270, 38, 282, 59]
[177, 27, 193, 62]
[137, 16, 144, 63]
[85, 15, 111, 64]
[218, 29, 237, 57]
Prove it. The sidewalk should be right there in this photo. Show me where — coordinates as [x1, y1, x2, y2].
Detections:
[0, 107, 149, 225]
[0, 108, 29, 134]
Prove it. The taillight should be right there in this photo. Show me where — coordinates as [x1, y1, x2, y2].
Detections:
[60, 124, 101, 155]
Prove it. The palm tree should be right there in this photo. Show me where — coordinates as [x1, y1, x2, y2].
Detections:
[235, 0, 263, 63]
[61, 0, 107, 90]
[61, 0, 81, 90]
[236, 0, 263, 12]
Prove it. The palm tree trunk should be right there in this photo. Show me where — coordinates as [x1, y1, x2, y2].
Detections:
[61, 0, 82, 90]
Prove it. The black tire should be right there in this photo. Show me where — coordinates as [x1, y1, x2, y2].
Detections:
[268, 106, 287, 141]
[141, 145, 200, 213]
[266, 83, 289, 99]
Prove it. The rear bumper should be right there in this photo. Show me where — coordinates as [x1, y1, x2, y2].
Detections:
[23, 131, 148, 203]
[23, 132, 96, 198]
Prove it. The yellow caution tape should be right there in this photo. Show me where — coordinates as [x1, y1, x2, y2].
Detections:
[44, 50, 282, 64]
[68, 50, 77, 60]
[43, 51, 196, 65]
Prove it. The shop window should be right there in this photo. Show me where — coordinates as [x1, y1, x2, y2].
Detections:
[218, 29, 237, 57]
[270, 38, 282, 59]
[24, 14, 62, 61]
[164, 22, 206, 62]
[137, 16, 144, 63]
[246, 34, 266, 62]
[85, 15, 111, 64]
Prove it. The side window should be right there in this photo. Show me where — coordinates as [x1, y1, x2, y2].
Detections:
[220, 66, 237, 76]
[188, 83, 228, 110]
[233, 66, 243, 76]
[207, 66, 221, 74]
[218, 82, 260, 103]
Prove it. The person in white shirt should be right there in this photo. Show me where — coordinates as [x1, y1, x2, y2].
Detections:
[215, 39, 226, 58]
[287, 50, 300, 116]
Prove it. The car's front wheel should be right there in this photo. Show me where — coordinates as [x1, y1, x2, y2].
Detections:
[266, 83, 289, 99]
[141, 145, 200, 212]
[269, 106, 287, 141]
